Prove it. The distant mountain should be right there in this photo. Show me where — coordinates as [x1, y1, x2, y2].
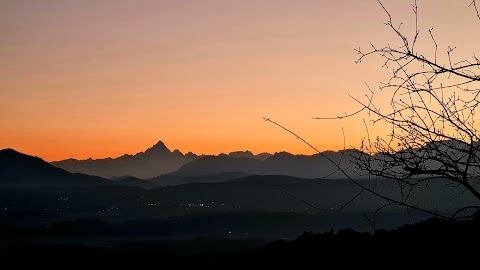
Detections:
[0, 149, 110, 187]
[51, 141, 200, 179]
[157, 149, 365, 182]
[49, 139, 368, 182]
[227, 151, 272, 161]
[51, 141, 274, 179]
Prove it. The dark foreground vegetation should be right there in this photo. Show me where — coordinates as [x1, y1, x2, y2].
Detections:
[2, 217, 479, 267]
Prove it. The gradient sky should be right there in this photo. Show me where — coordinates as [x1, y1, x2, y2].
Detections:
[1, 0, 479, 161]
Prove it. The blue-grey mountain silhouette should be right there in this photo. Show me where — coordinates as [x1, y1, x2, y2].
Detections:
[157, 149, 365, 182]
[227, 150, 272, 160]
[51, 141, 274, 179]
[51, 141, 200, 179]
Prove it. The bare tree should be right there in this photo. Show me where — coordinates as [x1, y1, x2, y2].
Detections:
[348, 0, 480, 220]
[268, 0, 480, 222]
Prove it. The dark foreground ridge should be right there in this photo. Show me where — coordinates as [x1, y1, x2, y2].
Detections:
[2, 217, 479, 267]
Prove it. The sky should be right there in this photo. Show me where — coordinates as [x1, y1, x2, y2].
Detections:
[1, 0, 479, 161]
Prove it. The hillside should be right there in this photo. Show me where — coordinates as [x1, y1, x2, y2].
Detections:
[0, 149, 110, 187]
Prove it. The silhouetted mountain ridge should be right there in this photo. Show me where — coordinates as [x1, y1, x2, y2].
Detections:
[158, 149, 366, 181]
[143, 141, 172, 156]
[0, 149, 110, 187]
[51, 141, 274, 179]
[227, 150, 272, 160]
[51, 141, 200, 179]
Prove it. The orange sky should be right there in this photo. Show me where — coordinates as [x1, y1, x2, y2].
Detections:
[1, 0, 479, 161]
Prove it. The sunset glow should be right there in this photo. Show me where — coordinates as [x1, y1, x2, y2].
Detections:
[1, 0, 479, 161]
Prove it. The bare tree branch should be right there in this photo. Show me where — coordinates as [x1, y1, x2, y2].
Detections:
[307, 1, 480, 222]
[470, 0, 480, 20]
[263, 117, 451, 219]
[277, 186, 365, 212]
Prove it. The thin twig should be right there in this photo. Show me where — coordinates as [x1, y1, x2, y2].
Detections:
[263, 117, 451, 219]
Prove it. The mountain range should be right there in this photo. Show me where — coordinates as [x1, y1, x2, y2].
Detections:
[156, 149, 364, 181]
[50, 140, 364, 181]
[0, 146, 365, 188]
[1, 146, 476, 222]
[50, 141, 196, 179]
[51, 141, 273, 179]
[2, 149, 474, 225]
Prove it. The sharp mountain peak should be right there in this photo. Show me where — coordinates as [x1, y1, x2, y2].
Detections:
[144, 140, 171, 154]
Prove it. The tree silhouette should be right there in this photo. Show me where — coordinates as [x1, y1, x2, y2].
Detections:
[348, 0, 480, 220]
[267, 0, 480, 222]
